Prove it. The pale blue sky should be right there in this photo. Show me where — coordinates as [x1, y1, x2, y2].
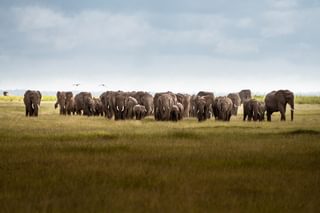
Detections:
[0, 0, 319, 93]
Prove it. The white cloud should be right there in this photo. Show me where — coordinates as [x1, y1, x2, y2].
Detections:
[12, 6, 260, 55]
[14, 7, 150, 50]
[214, 39, 259, 55]
[261, 10, 297, 37]
[237, 18, 255, 29]
[268, 0, 298, 9]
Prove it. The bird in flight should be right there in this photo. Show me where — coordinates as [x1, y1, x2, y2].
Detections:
[99, 84, 106, 87]
[73, 83, 80, 87]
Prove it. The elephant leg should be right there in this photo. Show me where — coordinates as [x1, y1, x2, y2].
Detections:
[267, 111, 272, 121]
[228, 112, 231, 121]
[25, 106, 30, 116]
[280, 110, 286, 121]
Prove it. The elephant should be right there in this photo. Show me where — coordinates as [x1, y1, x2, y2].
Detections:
[212, 97, 219, 120]
[125, 96, 138, 119]
[177, 103, 184, 120]
[265, 90, 294, 121]
[74, 92, 94, 116]
[133, 104, 147, 120]
[100, 91, 118, 119]
[197, 91, 214, 118]
[189, 94, 197, 117]
[215, 96, 233, 121]
[239, 89, 252, 104]
[258, 101, 266, 121]
[170, 103, 184, 121]
[154, 92, 177, 121]
[3, 91, 8, 96]
[243, 99, 258, 121]
[23, 90, 42, 117]
[156, 93, 175, 121]
[54, 91, 73, 115]
[176, 93, 191, 117]
[54, 91, 66, 115]
[133, 91, 154, 116]
[243, 99, 266, 121]
[114, 92, 127, 120]
[99, 92, 107, 116]
[93, 98, 104, 116]
[170, 105, 180, 122]
[227, 93, 241, 115]
[195, 96, 208, 122]
[66, 97, 75, 115]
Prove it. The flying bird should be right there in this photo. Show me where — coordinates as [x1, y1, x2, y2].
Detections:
[73, 83, 80, 87]
[99, 84, 106, 87]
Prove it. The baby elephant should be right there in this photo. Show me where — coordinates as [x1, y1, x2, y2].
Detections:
[170, 103, 184, 122]
[243, 99, 265, 121]
[133, 104, 147, 120]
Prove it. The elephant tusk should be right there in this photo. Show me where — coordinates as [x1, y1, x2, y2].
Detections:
[121, 106, 124, 112]
[116, 106, 119, 111]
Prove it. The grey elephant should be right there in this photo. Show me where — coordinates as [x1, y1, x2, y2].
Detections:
[195, 96, 208, 122]
[133, 104, 147, 120]
[227, 93, 241, 115]
[23, 90, 42, 117]
[154, 92, 177, 121]
[156, 93, 175, 121]
[197, 91, 214, 119]
[65, 93, 75, 115]
[258, 102, 266, 121]
[125, 96, 138, 119]
[243, 99, 266, 121]
[215, 96, 233, 121]
[100, 91, 118, 119]
[93, 97, 104, 116]
[170, 103, 184, 121]
[54, 91, 73, 115]
[176, 93, 191, 117]
[74, 92, 94, 116]
[189, 95, 197, 117]
[239, 89, 252, 104]
[133, 91, 154, 116]
[265, 90, 294, 121]
[114, 91, 127, 120]
[99, 91, 107, 117]
[212, 97, 219, 120]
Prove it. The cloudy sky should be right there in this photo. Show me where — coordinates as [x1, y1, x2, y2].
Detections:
[0, 0, 319, 94]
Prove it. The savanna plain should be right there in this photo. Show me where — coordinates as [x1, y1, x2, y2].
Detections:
[0, 96, 320, 212]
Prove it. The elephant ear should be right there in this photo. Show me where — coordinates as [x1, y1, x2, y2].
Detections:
[37, 91, 42, 99]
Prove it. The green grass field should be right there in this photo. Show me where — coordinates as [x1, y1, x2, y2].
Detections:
[1, 99, 320, 212]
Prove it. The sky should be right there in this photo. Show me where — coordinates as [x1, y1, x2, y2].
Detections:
[0, 0, 319, 94]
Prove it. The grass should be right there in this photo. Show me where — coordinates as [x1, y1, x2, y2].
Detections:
[0, 100, 320, 212]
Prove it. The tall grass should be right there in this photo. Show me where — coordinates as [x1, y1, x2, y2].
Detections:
[0, 101, 320, 212]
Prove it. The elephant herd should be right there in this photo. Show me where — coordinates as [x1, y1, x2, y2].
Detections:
[23, 89, 295, 122]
